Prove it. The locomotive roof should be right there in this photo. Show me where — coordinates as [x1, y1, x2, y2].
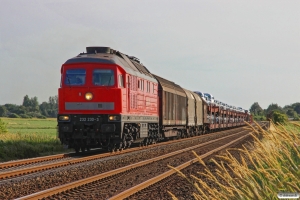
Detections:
[64, 47, 157, 83]
[152, 74, 186, 97]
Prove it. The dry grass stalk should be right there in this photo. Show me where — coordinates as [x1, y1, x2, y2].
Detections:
[192, 150, 207, 168]
[168, 121, 300, 199]
[167, 191, 178, 200]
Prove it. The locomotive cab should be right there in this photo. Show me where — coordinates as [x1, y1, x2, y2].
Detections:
[58, 62, 125, 151]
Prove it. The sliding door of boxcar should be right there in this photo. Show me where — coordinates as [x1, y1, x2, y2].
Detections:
[163, 91, 176, 125]
[175, 94, 186, 125]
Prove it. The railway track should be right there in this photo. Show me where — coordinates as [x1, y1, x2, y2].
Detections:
[0, 153, 70, 169]
[126, 121, 269, 200]
[0, 126, 247, 180]
[16, 127, 254, 200]
[112, 133, 249, 200]
[1, 122, 264, 172]
[0, 123, 267, 199]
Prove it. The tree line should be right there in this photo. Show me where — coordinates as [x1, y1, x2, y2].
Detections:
[250, 102, 300, 123]
[0, 96, 298, 123]
[0, 95, 58, 119]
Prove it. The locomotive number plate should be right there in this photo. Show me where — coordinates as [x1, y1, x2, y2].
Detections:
[79, 118, 99, 122]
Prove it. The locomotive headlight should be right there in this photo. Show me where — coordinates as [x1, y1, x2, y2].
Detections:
[108, 115, 121, 121]
[85, 92, 93, 101]
[59, 115, 70, 121]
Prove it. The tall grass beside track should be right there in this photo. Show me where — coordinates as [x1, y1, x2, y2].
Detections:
[168, 121, 300, 200]
[0, 118, 68, 162]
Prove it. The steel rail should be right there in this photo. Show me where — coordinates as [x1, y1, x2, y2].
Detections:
[0, 153, 69, 169]
[0, 124, 252, 170]
[0, 123, 255, 171]
[0, 126, 247, 180]
[109, 133, 250, 200]
[16, 130, 248, 200]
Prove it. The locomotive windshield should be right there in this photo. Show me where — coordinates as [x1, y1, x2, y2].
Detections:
[65, 69, 86, 85]
[93, 69, 115, 86]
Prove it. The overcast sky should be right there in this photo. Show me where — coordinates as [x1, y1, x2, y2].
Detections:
[0, 0, 299, 109]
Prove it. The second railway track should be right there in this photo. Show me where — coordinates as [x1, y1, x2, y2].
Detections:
[0, 123, 266, 199]
[17, 126, 255, 200]
[0, 126, 248, 180]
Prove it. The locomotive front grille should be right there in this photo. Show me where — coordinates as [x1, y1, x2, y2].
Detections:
[101, 124, 116, 133]
[65, 102, 115, 110]
[58, 114, 122, 136]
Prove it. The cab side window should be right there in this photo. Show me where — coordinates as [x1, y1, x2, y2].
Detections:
[118, 75, 124, 87]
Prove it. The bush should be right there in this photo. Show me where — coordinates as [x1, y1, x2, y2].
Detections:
[0, 106, 7, 117]
[272, 111, 288, 124]
[8, 113, 20, 118]
[259, 115, 266, 121]
[293, 116, 300, 121]
[19, 114, 31, 118]
[253, 115, 266, 121]
[36, 115, 47, 119]
[0, 119, 7, 133]
[26, 112, 38, 118]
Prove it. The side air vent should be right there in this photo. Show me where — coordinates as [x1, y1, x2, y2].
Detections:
[86, 46, 111, 54]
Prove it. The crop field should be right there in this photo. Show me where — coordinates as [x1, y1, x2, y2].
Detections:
[0, 118, 68, 162]
[1, 117, 57, 137]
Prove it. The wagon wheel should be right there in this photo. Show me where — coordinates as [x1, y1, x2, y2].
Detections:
[176, 131, 181, 139]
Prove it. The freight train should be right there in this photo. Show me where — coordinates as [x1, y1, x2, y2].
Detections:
[57, 47, 252, 153]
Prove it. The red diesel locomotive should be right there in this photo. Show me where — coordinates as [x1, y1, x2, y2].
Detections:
[57, 46, 251, 153]
[58, 47, 159, 152]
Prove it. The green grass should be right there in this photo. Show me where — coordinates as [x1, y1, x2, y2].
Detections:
[1, 117, 57, 137]
[6, 128, 57, 136]
[0, 117, 69, 162]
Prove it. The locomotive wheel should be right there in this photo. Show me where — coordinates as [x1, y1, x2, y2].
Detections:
[118, 142, 124, 151]
[127, 141, 132, 148]
[108, 143, 116, 152]
[152, 138, 157, 144]
[107, 146, 112, 152]
[80, 146, 86, 152]
[143, 138, 149, 146]
[74, 146, 80, 154]
[122, 137, 126, 149]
